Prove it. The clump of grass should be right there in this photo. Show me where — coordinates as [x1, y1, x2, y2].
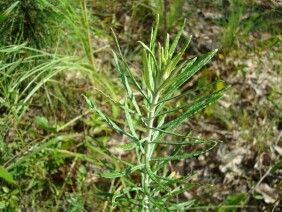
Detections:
[0, 0, 65, 48]
[221, 0, 246, 54]
[86, 16, 229, 211]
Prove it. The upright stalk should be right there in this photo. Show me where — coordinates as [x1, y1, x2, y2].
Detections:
[86, 18, 226, 210]
[143, 92, 160, 211]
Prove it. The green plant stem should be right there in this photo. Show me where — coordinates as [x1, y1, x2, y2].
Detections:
[143, 92, 160, 211]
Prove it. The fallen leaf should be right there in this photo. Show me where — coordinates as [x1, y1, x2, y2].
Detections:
[255, 183, 279, 204]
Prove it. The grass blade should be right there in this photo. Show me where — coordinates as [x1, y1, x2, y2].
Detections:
[0, 1, 20, 23]
[7, 135, 74, 170]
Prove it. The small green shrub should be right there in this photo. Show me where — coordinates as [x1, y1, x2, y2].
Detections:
[86, 16, 229, 211]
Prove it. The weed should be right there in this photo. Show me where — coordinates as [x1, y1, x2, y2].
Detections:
[86, 16, 229, 210]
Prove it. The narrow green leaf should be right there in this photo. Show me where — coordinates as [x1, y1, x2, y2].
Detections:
[7, 135, 73, 170]
[151, 142, 218, 161]
[149, 14, 159, 53]
[156, 85, 228, 118]
[124, 100, 138, 138]
[153, 145, 183, 172]
[0, 1, 19, 23]
[153, 173, 194, 187]
[159, 34, 192, 84]
[163, 57, 194, 84]
[111, 29, 148, 101]
[138, 41, 158, 71]
[145, 158, 170, 192]
[112, 187, 142, 207]
[151, 138, 222, 145]
[148, 114, 168, 157]
[112, 52, 142, 116]
[153, 93, 223, 147]
[150, 126, 189, 138]
[99, 164, 145, 178]
[163, 49, 218, 97]
[160, 184, 198, 200]
[116, 142, 138, 151]
[164, 33, 170, 59]
[155, 57, 197, 113]
[46, 149, 96, 163]
[85, 141, 135, 168]
[97, 192, 144, 206]
[85, 96, 137, 142]
[169, 20, 186, 57]
[0, 44, 26, 53]
[167, 199, 195, 210]
[142, 49, 154, 92]
[0, 166, 16, 185]
[156, 79, 223, 106]
[123, 101, 145, 154]
[160, 90, 225, 134]
[157, 42, 162, 70]
[93, 88, 137, 115]
[143, 186, 168, 211]
[5, 58, 23, 76]
[116, 138, 146, 151]
[114, 196, 142, 205]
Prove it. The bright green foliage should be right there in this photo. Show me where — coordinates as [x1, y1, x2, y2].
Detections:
[85, 16, 229, 211]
